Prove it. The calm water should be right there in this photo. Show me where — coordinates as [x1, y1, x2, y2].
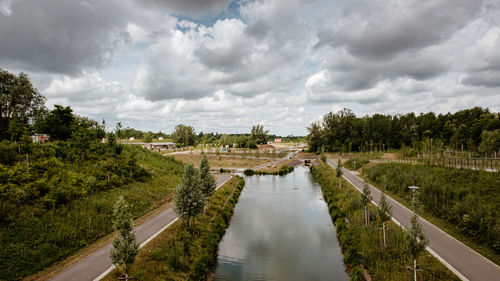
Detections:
[214, 166, 348, 281]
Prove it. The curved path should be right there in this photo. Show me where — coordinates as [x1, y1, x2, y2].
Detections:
[327, 159, 500, 281]
[50, 174, 232, 281]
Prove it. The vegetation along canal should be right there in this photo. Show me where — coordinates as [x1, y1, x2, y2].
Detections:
[214, 166, 349, 281]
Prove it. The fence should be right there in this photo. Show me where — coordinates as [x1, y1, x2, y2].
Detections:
[373, 157, 500, 172]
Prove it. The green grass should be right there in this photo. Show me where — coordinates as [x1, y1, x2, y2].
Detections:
[362, 163, 500, 266]
[311, 164, 460, 281]
[102, 176, 245, 281]
[0, 146, 184, 281]
[343, 157, 370, 170]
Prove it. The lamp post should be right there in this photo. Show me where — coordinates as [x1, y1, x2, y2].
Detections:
[353, 160, 356, 174]
[408, 185, 419, 210]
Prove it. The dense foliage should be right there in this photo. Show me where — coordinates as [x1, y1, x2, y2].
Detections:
[251, 124, 269, 144]
[0, 69, 46, 140]
[172, 124, 197, 146]
[363, 163, 500, 253]
[0, 144, 184, 280]
[307, 107, 500, 155]
[311, 164, 459, 280]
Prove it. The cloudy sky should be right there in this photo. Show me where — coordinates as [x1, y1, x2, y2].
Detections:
[1, 0, 500, 136]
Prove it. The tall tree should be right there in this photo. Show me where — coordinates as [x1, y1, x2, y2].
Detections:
[306, 121, 324, 152]
[110, 196, 139, 279]
[174, 164, 205, 228]
[251, 124, 269, 144]
[199, 154, 216, 200]
[38, 105, 74, 141]
[172, 124, 196, 146]
[0, 69, 46, 140]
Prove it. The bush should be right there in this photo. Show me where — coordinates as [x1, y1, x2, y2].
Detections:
[243, 169, 255, 176]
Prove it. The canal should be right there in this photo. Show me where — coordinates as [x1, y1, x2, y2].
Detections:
[214, 166, 349, 281]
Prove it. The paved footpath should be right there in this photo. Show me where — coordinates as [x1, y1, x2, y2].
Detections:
[50, 174, 232, 281]
[327, 159, 500, 281]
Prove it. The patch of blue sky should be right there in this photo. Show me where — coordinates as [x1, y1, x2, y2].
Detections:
[174, 0, 244, 30]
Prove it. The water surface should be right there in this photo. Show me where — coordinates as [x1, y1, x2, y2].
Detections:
[214, 166, 348, 281]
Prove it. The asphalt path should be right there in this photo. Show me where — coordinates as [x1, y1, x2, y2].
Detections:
[50, 174, 232, 281]
[327, 159, 500, 281]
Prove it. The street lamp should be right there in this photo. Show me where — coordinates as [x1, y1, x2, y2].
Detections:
[408, 185, 419, 210]
[353, 160, 356, 174]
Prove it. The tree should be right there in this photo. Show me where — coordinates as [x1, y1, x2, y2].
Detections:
[336, 159, 343, 177]
[110, 196, 139, 279]
[320, 145, 326, 162]
[39, 105, 74, 141]
[143, 132, 153, 143]
[251, 124, 269, 144]
[174, 164, 205, 228]
[479, 130, 500, 155]
[361, 182, 372, 226]
[361, 182, 372, 207]
[378, 192, 392, 247]
[0, 69, 46, 140]
[306, 121, 324, 152]
[8, 112, 24, 142]
[406, 212, 429, 281]
[199, 154, 216, 212]
[172, 124, 196, 146]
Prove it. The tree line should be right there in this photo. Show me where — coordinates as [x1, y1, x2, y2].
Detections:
[307, 107, 500, 156]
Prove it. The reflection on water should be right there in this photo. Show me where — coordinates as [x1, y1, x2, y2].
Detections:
[214, 166, 349, 281]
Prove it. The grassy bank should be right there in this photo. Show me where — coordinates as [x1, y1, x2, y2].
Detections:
[311, 164, 459, 280]
[1, 145, 184, 280]
[102, 176, 244, 280]
[363, 163, 500, 265]
[343, 157, 369, 171]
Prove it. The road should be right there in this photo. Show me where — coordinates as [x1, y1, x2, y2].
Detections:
[50, 174, 232, 281]
[251, 150, 300, 170]
[327, 159, 500, 281]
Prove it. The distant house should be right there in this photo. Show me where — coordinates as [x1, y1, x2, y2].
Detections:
[158, 137, 164, 140]
[129, 137, 135, 141]
[274, 138, 282, 143]
[31, 134, 49, 143]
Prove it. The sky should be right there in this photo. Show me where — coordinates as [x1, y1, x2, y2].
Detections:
[1, 0, 500, 136]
